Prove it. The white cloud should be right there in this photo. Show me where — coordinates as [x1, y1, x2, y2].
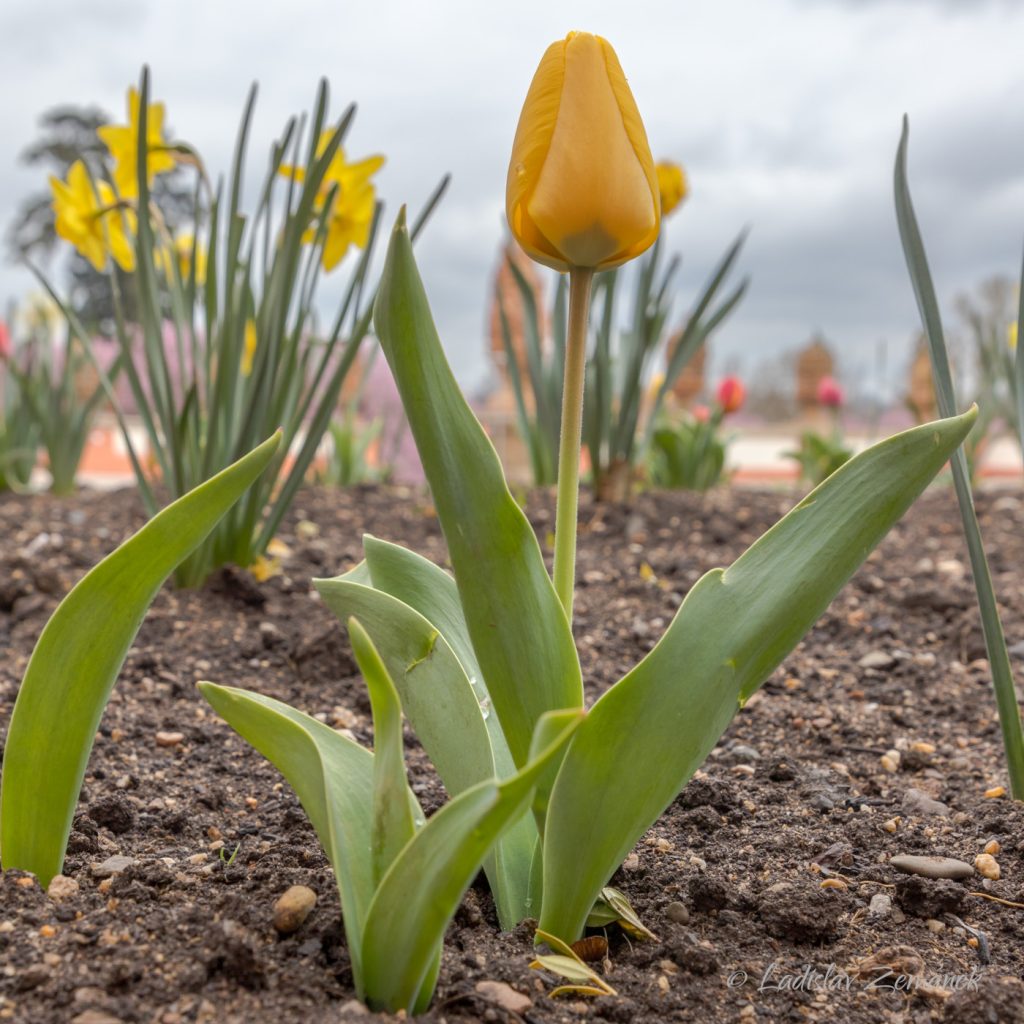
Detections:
[2, 0, 1023, 394]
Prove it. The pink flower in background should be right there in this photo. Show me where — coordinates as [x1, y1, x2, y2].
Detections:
[716, 376, 745, 415]
[0, 320, 10, 360]
[817, 376, 844, 408]
[691, 403, 711, 423]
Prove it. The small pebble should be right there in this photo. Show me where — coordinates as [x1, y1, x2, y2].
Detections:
[868, 893, 892, 918]
[902, 788, 950, 817]
[910, 741, 936, 754]
[820, 878, 848, 890]
[859, 651, 895, 670]
[155, 731, 185, 748]
[665, 901, 690, 925]
[925, 919, 945, 934]
[974, 854, 1000, 881]
[984, 840, 1001, 856]
[623, 853, 640, 872]
[273, 885, 317, 934]
[47, 875, 80, 901]
[880, 752, 900, 774]
[91, 855, 134, 879]
[889, 854, 974, 880]
[984, 786, 1006, 799]
[475, 980, 532, 1014]
[882, 817, 900, 833]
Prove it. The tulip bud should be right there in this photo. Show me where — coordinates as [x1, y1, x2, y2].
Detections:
[816, 376, 844, 408]
[0, 320, 10, 361]
[506, 31, 660, 272]
[716, 377, 745, 415]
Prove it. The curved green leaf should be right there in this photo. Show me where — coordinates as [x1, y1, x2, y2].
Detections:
[348, 618, 417, 884]
[540, 409, 977, 940]
[373, 210, 582, 767]
[361, 708, 584, 1013]
[198, 682, 380, 996]
[314, 567, 537, 927]
[0, 432, 281, 887]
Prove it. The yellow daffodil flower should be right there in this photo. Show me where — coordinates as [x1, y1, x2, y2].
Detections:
[1009, 321, 1018, 352]
[506, 31, 660, 272]
[656, 161, 688, 217]
[156, 232, 207, 285]
[241, 319, 258, 377]
[50, 160, 136, 272]
[98, 86, 177, 199]
[281, 131, 384, 272]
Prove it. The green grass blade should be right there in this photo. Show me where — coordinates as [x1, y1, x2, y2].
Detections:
[894, 117, 1024, 796]
[539, 409, 977, 940]
[0, 432, 281, 886]
[374, 210, 582, 768]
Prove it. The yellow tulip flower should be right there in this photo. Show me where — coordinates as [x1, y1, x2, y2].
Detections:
[98, 87, 177, 199]
[506, 31, 660, 272]
[1009, 321, 1018, 352]
[656, 161, 688, 217]
[50, 161, 136, 272]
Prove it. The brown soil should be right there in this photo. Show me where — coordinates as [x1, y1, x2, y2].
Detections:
[2, 483, 1024, 1024]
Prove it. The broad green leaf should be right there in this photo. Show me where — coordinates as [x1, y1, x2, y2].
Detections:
[347, 618, 417, 885]
[0, 433, 281, 888]
[314, 564, 537, 928]
[540, 409, 977, 940]
[360, 708, 584, 1014]
[374, 210, 582, 768]
[197, 682, 385, 998]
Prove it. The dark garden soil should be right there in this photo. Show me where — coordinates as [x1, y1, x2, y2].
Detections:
[2, 482, 1024, 1024]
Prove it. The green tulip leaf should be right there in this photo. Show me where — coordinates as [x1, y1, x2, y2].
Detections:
[315, 560, 537, 927]
[197, 681, 387, 998]
[0, 432, 281, 887]
[539, 408, 977, 940]
[360, 708, 584, 1013]
[373, 210, 582, 768]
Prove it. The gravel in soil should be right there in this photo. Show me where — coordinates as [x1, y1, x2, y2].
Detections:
[2, 483, 1024, 1024]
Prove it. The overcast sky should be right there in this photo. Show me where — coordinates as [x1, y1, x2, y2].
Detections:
[2, 0, 1024, 399]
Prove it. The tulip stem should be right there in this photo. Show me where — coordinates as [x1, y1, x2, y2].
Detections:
[552, 268, 594, 627]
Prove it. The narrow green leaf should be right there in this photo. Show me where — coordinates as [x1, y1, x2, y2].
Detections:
[347, 618, 418, 885]
[894, 117, 1024, 796]
[360, 709, 584, 1013]
[540, 409, 977, 940]
[197, 682, 379, 998]
[0, 433, 281, 886]
[373, 210, 582, 768]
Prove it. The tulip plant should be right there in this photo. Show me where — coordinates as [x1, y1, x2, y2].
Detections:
[38, 69, 445, 585]
[195, 33, 977, 1013]
[786, 376, 853, 486]
[0, 319, 39, 492]
[497, 174, 747, 499]
[649, 377, 745, 491]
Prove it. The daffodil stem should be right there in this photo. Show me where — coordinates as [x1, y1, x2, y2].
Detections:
[552, 268, 594, 627]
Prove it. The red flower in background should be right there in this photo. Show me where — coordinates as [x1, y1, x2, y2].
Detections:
[817, 376, 844, 408]
[716, 376, 745, 415]
[0, 320, 10, 361]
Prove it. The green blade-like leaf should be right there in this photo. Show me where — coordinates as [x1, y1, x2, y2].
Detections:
[314, 563, 538, 928]
[539, 409, 977, 940]
[347, 618, 418, 885]
[373, 210, 582, 768]
[360, 709, 584, 1014]
[197, 682, 380, 998]
[0, 432, 281, 886]
[894, 117, 1024, 796]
